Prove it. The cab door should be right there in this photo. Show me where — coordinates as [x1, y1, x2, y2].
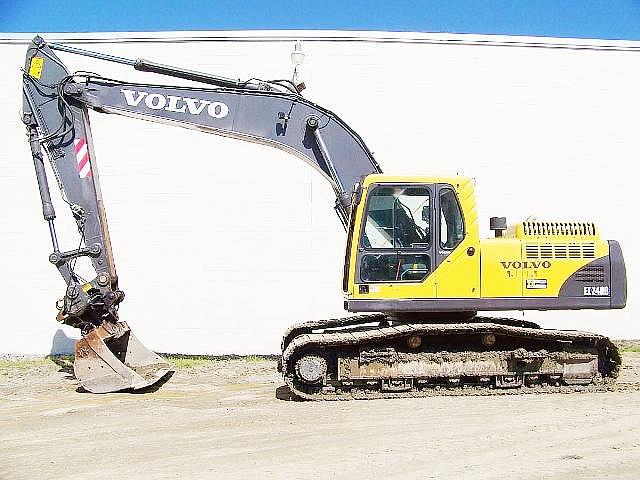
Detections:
[434, 184, 480, 298]
[355, 184, 436, 295]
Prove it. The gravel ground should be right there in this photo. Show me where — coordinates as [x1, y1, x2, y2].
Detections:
[1, 346, 639, 480]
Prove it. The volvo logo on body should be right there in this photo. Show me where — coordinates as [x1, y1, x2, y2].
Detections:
[500, 260, 551, 269]
[120, 89, 229, 118]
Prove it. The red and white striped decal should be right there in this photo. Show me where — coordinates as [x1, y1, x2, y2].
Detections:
[73, 137, 92, 178]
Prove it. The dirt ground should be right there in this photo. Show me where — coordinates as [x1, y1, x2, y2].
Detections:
[1, 348, 640, 480]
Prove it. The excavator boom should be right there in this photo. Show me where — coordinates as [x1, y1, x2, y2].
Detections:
[22, 36, 380, 393]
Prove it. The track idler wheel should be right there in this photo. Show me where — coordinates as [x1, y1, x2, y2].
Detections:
[74, 321, 174, 393]
[295, 355, 327, 385]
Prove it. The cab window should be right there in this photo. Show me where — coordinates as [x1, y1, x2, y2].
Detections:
[439, 188, 464, 249]
[359, 185, 432, 283]
[360, 253, 430, 282]
[362, 186, 431, 249]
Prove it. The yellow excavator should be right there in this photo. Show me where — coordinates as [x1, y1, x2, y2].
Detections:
[22, 37, 626, 397]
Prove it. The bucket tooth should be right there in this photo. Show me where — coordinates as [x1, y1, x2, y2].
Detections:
[73, 321, 173, 393]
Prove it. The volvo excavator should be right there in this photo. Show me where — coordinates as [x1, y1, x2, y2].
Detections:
[22, 36, 627, 397]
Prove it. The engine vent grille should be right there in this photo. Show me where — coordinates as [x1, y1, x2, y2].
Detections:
[525, 243, 596, 259]
[521, 221, 597, 237]
[574, 265, 606, 283]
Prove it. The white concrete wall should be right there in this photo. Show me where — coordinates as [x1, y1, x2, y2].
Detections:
[1, 31, 637, 355]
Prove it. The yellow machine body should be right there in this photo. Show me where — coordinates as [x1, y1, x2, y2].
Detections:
[344, 174, 626, 314]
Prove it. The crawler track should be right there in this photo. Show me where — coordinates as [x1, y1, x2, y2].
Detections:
[281, 316, 621, 400]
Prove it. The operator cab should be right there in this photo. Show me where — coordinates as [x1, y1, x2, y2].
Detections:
[349, 176, 469, 285]
[344, 174, 481, 310]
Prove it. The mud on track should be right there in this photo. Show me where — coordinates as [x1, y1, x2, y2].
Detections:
[1, 349, 640, 480]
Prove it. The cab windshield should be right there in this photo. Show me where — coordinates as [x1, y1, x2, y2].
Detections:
[362, 186, 431, 249]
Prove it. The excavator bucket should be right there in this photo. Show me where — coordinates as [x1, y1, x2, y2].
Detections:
[73, 321, 173, 393]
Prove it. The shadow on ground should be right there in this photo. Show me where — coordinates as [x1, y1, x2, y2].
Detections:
[276, 385, 299, 401]
[46, 355, 75, 377]
[50, 328, 77, 355]
[46, 328, 77, 379]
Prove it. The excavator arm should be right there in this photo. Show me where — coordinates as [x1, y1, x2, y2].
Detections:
[21, 36, 380, 393]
